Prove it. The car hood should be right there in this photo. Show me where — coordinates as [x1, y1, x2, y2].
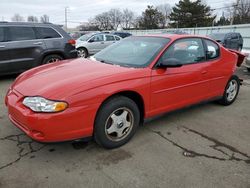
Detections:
[12, 58, 148, 99]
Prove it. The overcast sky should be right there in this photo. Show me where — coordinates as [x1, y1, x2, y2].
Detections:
[0, 0, 234, 28]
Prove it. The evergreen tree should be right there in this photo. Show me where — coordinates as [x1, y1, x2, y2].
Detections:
[169, 0, 216, 28]
[139, 5, 165, 29]
[215, 13, 230, 26]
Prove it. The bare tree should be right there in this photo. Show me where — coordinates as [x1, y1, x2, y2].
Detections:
[156, 3, 172, 28]
[234, 0, 250, 24]
[40, 14, 50, 23]
[108, 9, 123, 30]
[27, 15, 38, 23]
[91, 8, 136, 30]
[225, 0, 250, 24]
[94, 12, 112, 30]
[122, 9, 135, 29]
[11, 14, 24, 22]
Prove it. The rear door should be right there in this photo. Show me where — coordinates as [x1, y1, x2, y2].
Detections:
[104, 34, 116, 47]
[0, 26, 11, 75]
[35, 26, 63, 50]
[6, 26, 46, 72]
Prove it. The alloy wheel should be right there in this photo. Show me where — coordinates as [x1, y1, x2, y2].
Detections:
[226, 80, 238, 102]
[105, 107, 134, 142]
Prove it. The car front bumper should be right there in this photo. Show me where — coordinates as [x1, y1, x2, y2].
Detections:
[5, 89, 97, 142]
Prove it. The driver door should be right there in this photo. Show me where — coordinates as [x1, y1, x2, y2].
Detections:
[150, 38, 209, 116]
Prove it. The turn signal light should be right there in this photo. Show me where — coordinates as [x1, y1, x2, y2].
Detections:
[54, 102, 68, 112]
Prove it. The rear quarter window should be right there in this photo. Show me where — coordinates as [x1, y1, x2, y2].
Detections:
[204, 39, 220, 60]
[106, 35, 115, 41]
[36, 27, 61, 39]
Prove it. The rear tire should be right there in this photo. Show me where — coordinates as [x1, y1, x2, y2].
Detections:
[94, 96, 140, 149]
[247, 68, 250, 72]
[42, 54, 63, 65]
[218, 75, 240, 106]
[77, 48, 88, 58]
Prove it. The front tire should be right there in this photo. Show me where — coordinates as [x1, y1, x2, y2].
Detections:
[218, 75, 240, 106]
[94, 96, 140, 149]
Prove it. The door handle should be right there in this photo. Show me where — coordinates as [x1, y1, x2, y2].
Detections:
[33, 42, 43, 45]
[0, 45, 5, 48]
[201, 71, 207, 74]
[101, 42, 104, 44]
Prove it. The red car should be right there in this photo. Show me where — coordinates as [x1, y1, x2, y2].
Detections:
[5, 35, 245, 148]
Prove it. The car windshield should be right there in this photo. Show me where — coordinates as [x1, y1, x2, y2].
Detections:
[208, 33, 226, 41]
[78, 33, 95, 41]
[93, 36, 170, 68]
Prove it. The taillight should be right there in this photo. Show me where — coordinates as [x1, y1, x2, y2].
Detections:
[68, 39, 76, 46]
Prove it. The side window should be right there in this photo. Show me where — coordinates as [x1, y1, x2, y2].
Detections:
[0, 27, 4, 42]
[90, 35, 104, 42]
[36, 27, 61, 39]
[115, 36, 120, 41]
[159, 38, 205, 65]
[106, 35, 115, 41]
[9, 26, 36, 41]
[204, 39, 220, 60]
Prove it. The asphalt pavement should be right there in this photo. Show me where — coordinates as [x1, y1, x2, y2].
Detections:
[0, 68, 249, 188]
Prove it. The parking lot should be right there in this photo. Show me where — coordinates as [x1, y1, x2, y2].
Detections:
[0, 68, 249, 188]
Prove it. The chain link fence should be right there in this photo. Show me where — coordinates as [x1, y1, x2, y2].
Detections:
[127, 24, 250, 50]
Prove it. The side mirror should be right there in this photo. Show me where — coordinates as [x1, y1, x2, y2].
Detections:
[157, 58, 183, 68]
[88, 39, 94, 43]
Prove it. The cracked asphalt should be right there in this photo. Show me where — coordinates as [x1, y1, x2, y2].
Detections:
[0, 68, 250, 188]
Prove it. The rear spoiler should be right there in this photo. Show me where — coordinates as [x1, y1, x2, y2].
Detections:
[228, 49, 246, 67]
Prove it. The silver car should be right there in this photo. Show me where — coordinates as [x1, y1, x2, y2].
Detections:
[242, 49, 250, 72]
[76, 33, 122, 58]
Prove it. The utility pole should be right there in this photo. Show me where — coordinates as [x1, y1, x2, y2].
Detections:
[65, 7, 69, 32]
[231, 0, 240, 25]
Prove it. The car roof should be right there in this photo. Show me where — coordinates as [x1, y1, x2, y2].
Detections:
[0, 21, 57, 27]
[139, 34, 212, 41]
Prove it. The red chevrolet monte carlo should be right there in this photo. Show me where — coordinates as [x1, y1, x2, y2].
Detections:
[5, 35, 245, 148]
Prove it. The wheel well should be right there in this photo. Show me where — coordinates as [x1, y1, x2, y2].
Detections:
[100, 91, 145, 124]
[42, 52, 65, 63]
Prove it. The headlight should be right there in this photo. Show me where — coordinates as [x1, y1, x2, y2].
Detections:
[23, 97, 68, 113]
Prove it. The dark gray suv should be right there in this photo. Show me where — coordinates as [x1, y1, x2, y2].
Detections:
[0, 22, 77, 76]
[208, 32, 243, 51]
